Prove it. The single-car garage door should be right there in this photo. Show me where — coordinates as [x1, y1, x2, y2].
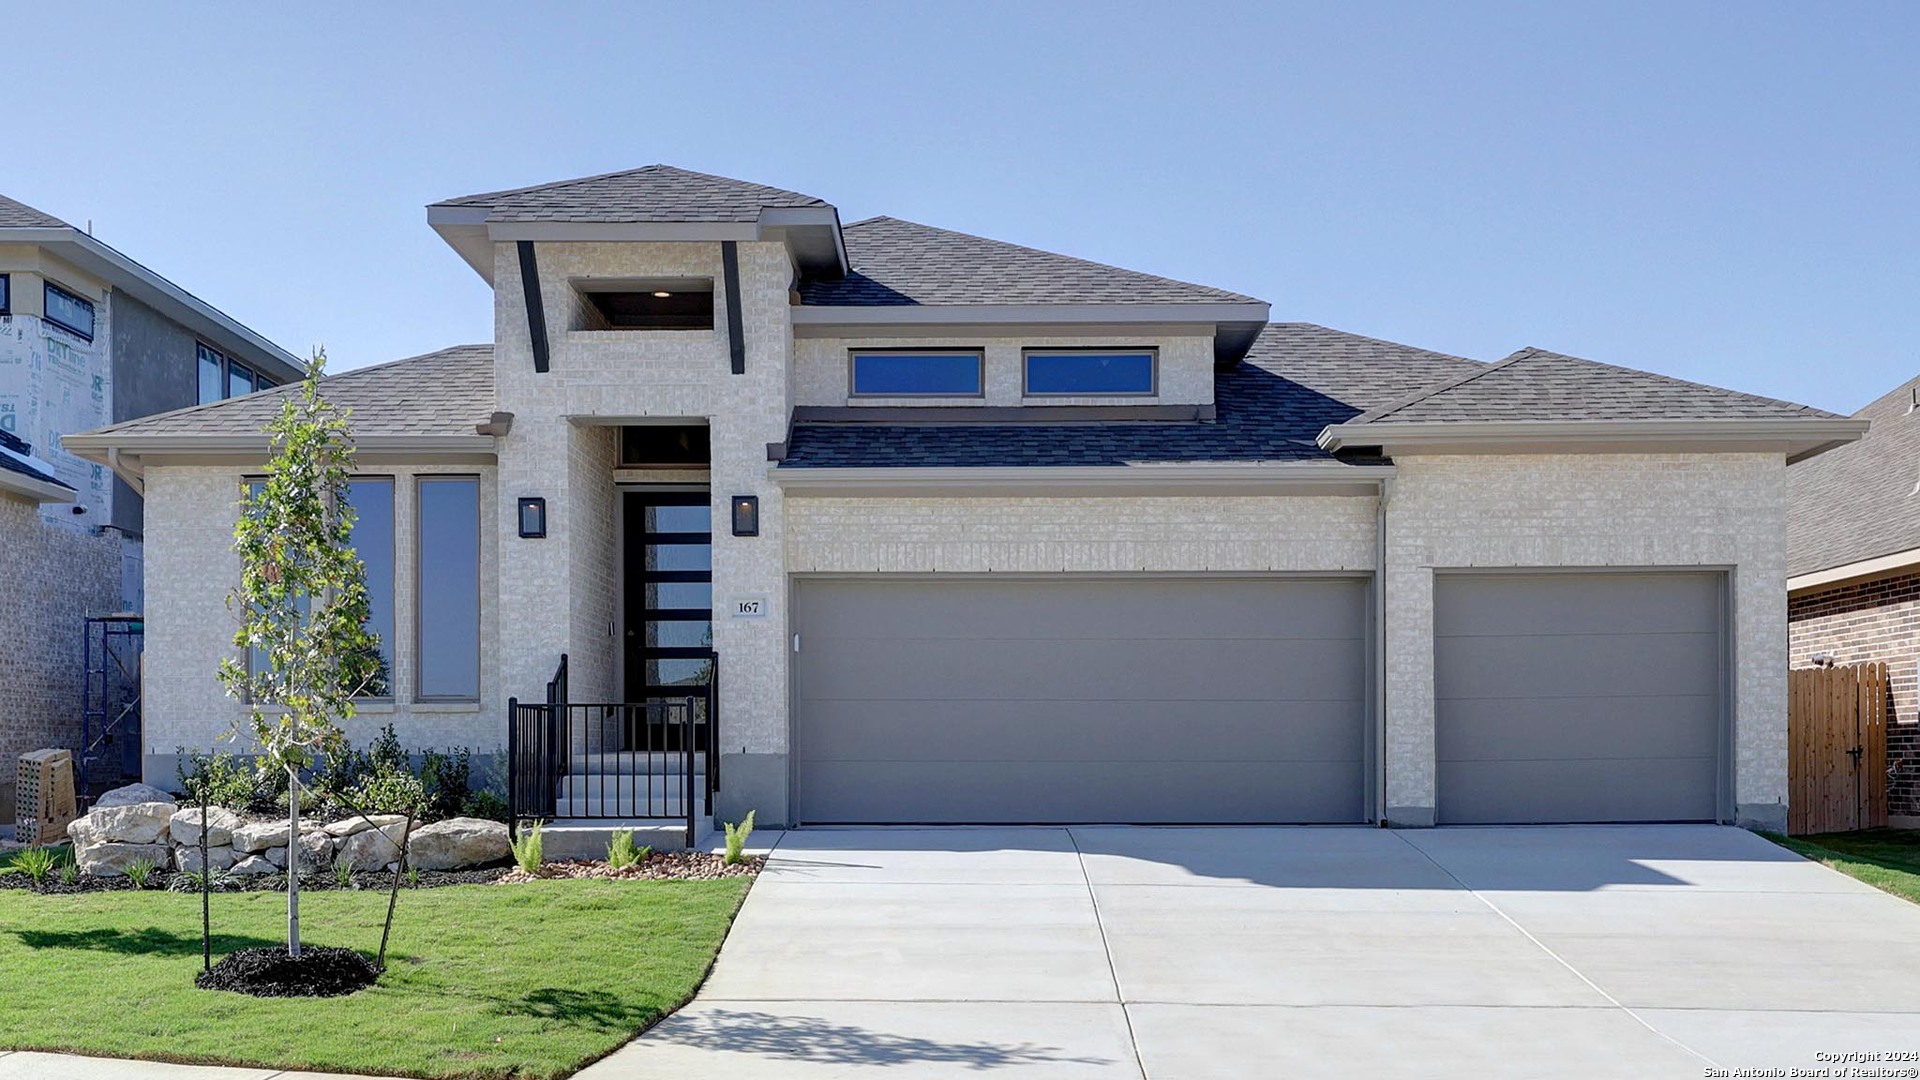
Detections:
[792, 576, 1369, 824]
[1434, 571, 1726, 824]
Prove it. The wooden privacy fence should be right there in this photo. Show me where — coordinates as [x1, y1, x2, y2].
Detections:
[1788, 662, 1888, 835]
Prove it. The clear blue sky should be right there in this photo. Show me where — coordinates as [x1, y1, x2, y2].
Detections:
[7, 2, 1914, 412]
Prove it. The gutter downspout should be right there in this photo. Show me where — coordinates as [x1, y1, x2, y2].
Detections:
[1374, 476, 1392, 826]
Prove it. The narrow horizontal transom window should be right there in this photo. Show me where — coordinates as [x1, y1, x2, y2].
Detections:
[850, 350, 984, 397]
[44, 282, 95, 341]
[1023, 349, 1156, 396]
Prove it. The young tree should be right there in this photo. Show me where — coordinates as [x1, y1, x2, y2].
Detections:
[217, 349, 380, 958]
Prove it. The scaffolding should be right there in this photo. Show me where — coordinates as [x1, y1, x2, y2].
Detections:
[80, 614, 144, 799]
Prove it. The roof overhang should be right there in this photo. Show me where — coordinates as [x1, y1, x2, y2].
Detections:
[428, 204, 848, 283]
[0, 227, 301, 382]
[1316, 418, 1871, 464]
[62, 432, 496, 487]
[1789, 545, 1920, 593]
[769, 460, 1389, 498]
[792, 302, 1272, 364]
[0, 466, 77, 504]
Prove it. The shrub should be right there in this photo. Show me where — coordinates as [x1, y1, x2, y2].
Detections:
[11, 846, 59, 886]
[124, 857, 158, 889]
[347, 765, 424, 816]
[724, 810, 756, 866]
[419, 747, 471, 822]
[461, 789, 510, 824]
[511, 822, 544, 875]
[176, 749, 287, 813]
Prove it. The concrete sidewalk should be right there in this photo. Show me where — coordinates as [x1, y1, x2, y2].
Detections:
[0, 1050, 364, 1079]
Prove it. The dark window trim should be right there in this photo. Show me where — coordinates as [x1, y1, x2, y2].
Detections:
[43, 281, 95, 342]
[348, 476, 398, 703]
[848, 348, 987, 399]
[0, 273, 10, 316]
[198, 342, 274, 399]
[414, 474, 483, 703]
[1021, 346, 1159, 398]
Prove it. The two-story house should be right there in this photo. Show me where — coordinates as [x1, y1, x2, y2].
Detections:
[67, 166, 1866, 838]
[1, 193, 299, 817]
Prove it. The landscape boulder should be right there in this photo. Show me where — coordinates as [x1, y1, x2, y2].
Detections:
[323, 813, 405, 840]
[407, 817, 510, 871]
[76, 842, 171, 877]
[174, 844, 238, 873]
[231, 821, 289, 853]
[169, 806, 243, 848]
[72, 801, 177, 845]
[229, 855, 276, 877]
[337, 820, 411, 872]
[92, 783, 175, 809]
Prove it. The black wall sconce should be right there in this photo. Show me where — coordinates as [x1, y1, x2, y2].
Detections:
[731, 495, 759, 537]
[517, 497, 547, 538]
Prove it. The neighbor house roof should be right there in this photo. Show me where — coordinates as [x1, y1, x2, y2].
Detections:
[0, 193, 70, 228]
[0, 193, 299, 379]
[1343, 347, 1838, 425]
[66, 345, 495, 443]
[779, 323, 1479, 469]
[1788, 374, 1920, 580]
[799, 216, 1262, 307]
[0, 444, 75, 503]
[431, 165, 829, 224]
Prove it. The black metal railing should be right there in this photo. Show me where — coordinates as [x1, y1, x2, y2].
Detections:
[508, 653, 715, 850]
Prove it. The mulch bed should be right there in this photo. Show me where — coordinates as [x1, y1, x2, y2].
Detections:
[0, 866, 510, 895]
[499, 851, 763, 883]
[196, 945, 380, 997]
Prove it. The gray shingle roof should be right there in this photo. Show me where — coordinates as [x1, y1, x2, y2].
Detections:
[1788, 375, 1920, 577]
[0, 194, 71, 229]
[780, 323, 1478, 468]
[432, 165, 828, 224]
[77, 345, 494, 439]
[798, 216, 1263, 307]
[1346, 347, 1838, 424]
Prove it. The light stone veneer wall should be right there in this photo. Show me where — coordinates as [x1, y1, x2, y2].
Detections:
[491, 240, 794, 822]
[1382, 453, 1788, 829]
[140, 463, 502, 783]
[792, 332, 1214, 408]
[785, 495, 1378, 574]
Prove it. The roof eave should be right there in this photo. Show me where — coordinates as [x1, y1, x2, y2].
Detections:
[0, 226, 301, 381]
[1789, 545, 1920, 593]
[0, 468, 77, 504]
[1316, 418, 1872, 462]
[769, 460, 1390, 498]
[792, 301, 1272, 362]
[427, 204, 849, 282]
[63, 433, 497, 479]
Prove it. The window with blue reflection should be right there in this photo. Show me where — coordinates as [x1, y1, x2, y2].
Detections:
[417, 477, 480, 700]
[227, 362, 255, 398]
[850, 351, 983, 396]
[198, 344, 225, 405]
[1024, 351, 1156, 396]
[348, 479, 395, 698]
[44, 282, 95, 341]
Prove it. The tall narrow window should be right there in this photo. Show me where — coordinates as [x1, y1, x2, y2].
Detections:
[417, 477, 480, 700]
[348, 479, 395, 699]
[227, 361, 256, 398]
[197, 344, 226, 405]
[0, 274, 10, 315]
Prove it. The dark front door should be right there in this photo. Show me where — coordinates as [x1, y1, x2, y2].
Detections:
[623, 490, 713, 747]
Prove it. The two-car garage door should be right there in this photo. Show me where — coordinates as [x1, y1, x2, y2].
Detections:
[792, 576, 1369, 824]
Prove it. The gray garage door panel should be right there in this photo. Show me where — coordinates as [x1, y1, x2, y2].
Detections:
[1435, 572, 1725, 825]
[794, 577, 1369, 824]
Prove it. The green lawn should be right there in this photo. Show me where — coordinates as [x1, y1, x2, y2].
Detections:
[1765, 828, 1920, 905]
[0, 878, 750, 1078]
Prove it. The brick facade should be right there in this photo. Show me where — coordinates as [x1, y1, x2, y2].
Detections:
[0, 491, 121, 819]
[1788, 570, 1920, 818]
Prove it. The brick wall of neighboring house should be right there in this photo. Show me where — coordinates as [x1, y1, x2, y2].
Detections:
[1788, 570, 1920, 819]
[0, 491, 122, 822]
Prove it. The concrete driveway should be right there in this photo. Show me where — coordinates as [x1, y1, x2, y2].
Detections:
[582, 825, 1920, 1078]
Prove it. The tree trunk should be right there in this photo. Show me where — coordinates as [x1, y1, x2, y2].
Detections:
[287, 766, 301, 959]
